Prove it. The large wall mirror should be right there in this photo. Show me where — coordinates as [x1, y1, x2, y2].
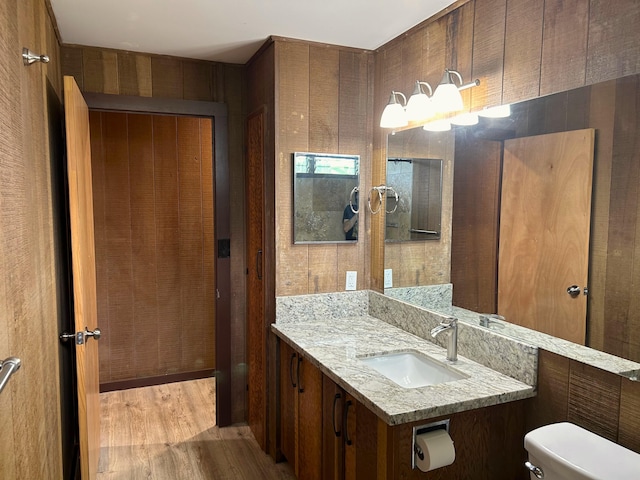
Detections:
[293, 152, 360, 244]
[384, 72, 640, 366]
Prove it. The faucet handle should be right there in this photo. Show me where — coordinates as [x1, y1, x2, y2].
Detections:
[443, 317, 457, 327]
[479, 313, 504, 327]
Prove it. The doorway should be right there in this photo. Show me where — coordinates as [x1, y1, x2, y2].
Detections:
[89, 111, 216, 387]
[81, 93, 232, 424]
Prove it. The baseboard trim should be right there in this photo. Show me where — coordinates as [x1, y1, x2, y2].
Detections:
[100, 369, 215, 393]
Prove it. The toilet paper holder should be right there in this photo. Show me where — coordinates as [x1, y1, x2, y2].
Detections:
[412, 419, 450, 470]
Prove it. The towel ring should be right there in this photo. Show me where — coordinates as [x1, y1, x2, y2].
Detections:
[348, 186, 359, 214]
[385, 186, 399, 214]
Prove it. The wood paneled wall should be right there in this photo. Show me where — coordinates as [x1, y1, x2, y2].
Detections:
[450, 135, 501, 313]
[372, 0, 640, 290]
[89, 111, 215, 384]
[272, 38, 374, 296]
[0, 0, 64, 478]
[62, 45, 248, 422]
[526, 350, 640, 454]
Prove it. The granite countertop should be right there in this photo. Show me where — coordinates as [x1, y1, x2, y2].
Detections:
[272, 314, 535, 426]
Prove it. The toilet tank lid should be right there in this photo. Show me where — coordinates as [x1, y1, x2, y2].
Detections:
[524, 422, 640, 479]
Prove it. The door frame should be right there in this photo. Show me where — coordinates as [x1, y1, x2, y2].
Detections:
[83, 93, 232, 426]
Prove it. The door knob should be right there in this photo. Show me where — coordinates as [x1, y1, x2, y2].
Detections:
[567, 285, 581, 298]
[85, 327, 101, 340]
[60, 327, 101, 345]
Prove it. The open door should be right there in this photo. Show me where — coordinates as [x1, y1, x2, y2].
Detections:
[63, 76, 101, 479]
[498, 129, 595, 344]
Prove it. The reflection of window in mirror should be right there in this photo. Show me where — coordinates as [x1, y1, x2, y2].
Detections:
[292, 152, 360, 244]
[385, 157, 442, 242]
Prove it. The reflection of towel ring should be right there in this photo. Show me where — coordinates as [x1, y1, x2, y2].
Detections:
[348, 186, 359, 214]
[368, 186, 384, 214]
[368, 185, 399, 214]
[385, 186, 399, 214]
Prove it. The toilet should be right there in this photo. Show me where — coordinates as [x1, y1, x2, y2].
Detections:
[524, 422, 640, 479]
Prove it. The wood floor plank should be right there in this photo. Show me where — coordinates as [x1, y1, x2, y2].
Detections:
[98, 379, 295, 479]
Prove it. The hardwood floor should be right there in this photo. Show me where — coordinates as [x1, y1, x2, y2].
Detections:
[98, 378, 295, 479]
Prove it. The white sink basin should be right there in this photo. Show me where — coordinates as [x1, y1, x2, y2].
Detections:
[359, 350, 467, 388]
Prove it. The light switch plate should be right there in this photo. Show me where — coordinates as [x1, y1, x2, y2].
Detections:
[384, 269, 393, 288]
[345, 271, 357, 290]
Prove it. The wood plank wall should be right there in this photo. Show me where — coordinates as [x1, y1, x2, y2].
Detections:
[450, 134, 501, 313]
[272, 38, 374, 296]
[526, 350, 640, 454]
[89, 111, 215, 384]
[61, 45, 248, 422]
[372, 0, 640, 290]
[0, 0, 64, 478]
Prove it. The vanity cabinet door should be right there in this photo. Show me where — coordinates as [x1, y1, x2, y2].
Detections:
[343, 393, 357, 480]
[279, 340, 323, 479]
[322, 377, 344, 480]
[298, 356, 323, 480]
[322, 378, 383, 480]
[280, 341, 297, 471]
[352, 399, 383, 479]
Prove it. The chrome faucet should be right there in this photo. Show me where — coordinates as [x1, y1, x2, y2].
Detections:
[430, 318, 458, 362]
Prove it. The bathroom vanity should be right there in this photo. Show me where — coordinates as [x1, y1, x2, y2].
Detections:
[272, 290, 537, 479]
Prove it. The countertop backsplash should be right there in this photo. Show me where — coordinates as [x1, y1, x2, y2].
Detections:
[383, 284, 640, 379]
[275, 290, 369, 324]
[368, 290, 538, 386]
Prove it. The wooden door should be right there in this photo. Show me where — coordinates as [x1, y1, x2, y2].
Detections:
[498, 129, 595, 344]
[247, 109, 267, 448]
[64, 76, 100, 479]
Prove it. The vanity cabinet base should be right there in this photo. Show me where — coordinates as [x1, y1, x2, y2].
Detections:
[277, 338, 527, 480]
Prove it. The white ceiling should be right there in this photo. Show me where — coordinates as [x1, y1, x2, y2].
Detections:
[49, 0, 457, 64]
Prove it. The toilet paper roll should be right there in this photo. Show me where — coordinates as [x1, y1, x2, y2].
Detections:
[415, 429, 456, 472]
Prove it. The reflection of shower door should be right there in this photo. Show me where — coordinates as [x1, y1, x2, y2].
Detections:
[498, 129, 595, 344]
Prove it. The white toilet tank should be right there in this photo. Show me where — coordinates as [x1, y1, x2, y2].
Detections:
[524, 422, 640, 479]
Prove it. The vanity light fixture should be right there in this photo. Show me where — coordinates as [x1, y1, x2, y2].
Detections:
[405, 81, 434, 122]
[380, 91, 408, 129]
[380, 70, 480, 128]
[478, 104, 511, 118]
[431, 69, 480, 114]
